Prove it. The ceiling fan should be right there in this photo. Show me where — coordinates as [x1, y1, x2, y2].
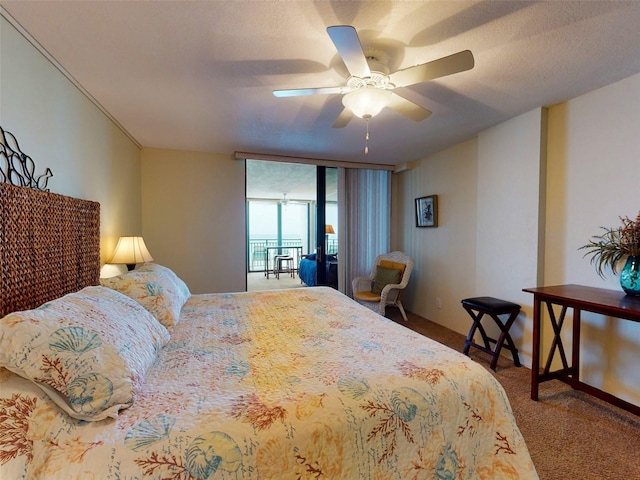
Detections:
[279, 193, 308, 206]
[273, 25, 475, 128]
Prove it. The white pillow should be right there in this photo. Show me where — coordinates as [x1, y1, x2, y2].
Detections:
[0, 286, 169, 421]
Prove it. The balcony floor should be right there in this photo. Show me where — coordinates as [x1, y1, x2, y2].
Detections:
[247, 271, 306, 292]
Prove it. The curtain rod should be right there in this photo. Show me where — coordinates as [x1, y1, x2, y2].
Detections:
[234, 151, 395, 171]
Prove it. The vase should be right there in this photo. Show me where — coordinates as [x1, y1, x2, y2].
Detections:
[619, 255, 640, 296]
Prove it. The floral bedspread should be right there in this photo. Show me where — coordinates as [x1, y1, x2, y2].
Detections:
[0, 287, 537, 479]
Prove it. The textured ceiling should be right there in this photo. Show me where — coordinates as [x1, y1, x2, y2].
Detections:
[2, 1, 640, 167]
[246, 160, 338, 201]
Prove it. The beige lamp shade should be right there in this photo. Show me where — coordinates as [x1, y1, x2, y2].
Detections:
[325, 224, 335, 234]
[109, 236, 154, 270]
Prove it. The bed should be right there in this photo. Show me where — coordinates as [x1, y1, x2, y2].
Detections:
[298, 253, 338, 287]
[0, 182, 538, 479]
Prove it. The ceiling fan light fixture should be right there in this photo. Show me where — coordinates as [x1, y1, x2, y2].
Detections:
[342, 86, 392, 119]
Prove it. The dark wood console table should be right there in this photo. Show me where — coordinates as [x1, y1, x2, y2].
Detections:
[523, 284, 640, 416]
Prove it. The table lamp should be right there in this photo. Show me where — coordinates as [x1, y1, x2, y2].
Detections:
[109, 236, 154, 271]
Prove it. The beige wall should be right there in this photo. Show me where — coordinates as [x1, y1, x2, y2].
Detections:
[393, 109, 544, 361]
[140, 148, 246, 294]
[475, 108, 547, 362]
[1, 17, 141, 264]
[393, 72, 640, 406]
[392, 139, 478, 336]
[545, 73, 640, 405]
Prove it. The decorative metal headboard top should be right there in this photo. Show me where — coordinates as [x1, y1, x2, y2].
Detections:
[0, 183, 100, 317]
[1, 126, 53, 191]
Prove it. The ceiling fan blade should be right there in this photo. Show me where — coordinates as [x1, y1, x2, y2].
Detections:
[390, 50, 474, 87]
[332, 108, 353, 128]
[326, 25, 371, 79]
[273, 86, 347, 97]
[387, 92, 432, 122]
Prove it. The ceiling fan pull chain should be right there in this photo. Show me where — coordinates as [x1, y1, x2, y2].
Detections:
[364, 118, 370, 155]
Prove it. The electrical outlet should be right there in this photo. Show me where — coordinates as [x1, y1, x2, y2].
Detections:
[436, 297, 442, 309]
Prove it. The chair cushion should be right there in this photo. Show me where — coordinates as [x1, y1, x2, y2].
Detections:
[354, 291, 382, 302]
[372, 265, 403, 294]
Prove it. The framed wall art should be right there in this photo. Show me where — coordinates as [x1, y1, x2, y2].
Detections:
[415, 195, 438, 227]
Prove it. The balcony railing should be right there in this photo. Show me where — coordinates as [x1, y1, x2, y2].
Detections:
[326, 239, 338, 255]
[248, 238, 338, 272]
[249, 239, 303, 272]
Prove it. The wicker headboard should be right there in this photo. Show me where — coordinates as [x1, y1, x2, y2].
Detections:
[0, 183, 100, 317]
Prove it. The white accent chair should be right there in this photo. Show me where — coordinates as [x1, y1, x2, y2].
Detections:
[352, 251, 414, 321]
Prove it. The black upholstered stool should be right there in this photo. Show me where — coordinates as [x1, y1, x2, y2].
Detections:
[461, 297, 522, 371]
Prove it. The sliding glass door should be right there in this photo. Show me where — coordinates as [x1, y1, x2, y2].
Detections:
[246, 160, 338, 289]
[314, 166, 338, 287]
[246, 200, 310, 273]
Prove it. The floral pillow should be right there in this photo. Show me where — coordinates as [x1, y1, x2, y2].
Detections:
[101, 263, 190, 328]
[135, 262, 191, 295]
[0, 286, 170, 421]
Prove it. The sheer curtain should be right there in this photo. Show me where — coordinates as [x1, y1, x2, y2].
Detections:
[337, 168, 391, 297]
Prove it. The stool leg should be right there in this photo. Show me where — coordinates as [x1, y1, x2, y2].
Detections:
[490, 322, 505, 371]
[502, 312, 521, 367]
[463, 309, 485, 355]
[463, 309, 493, 351]
[489, 312, 521, 370]
[504, 336, 521, 367]
[475, 320, 493, 350]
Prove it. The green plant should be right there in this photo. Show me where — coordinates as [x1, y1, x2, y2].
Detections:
[580, 212, 640, 278]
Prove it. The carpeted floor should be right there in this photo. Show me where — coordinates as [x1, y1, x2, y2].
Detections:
[386, 309, 640, 480]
